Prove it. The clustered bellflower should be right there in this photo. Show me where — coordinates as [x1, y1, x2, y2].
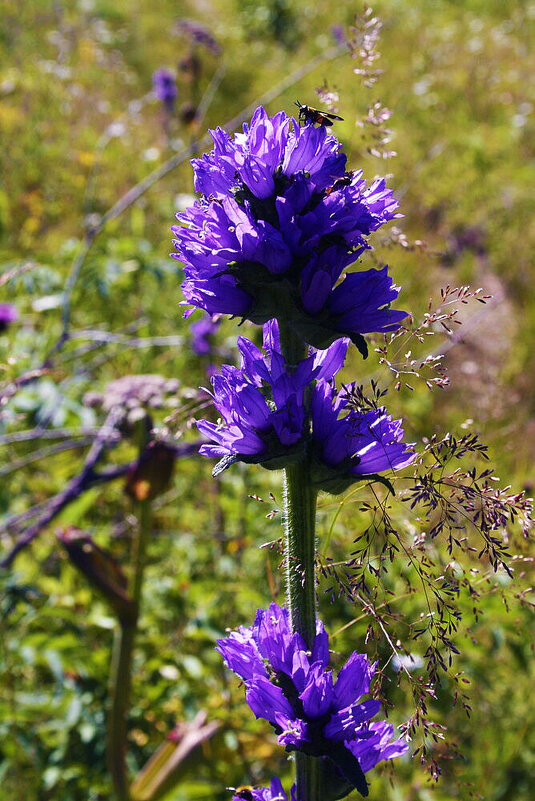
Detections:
[179, 106, 413, 798]
[172, 106, 407, 355]
[197, 320, 348, 473]
[196, 319, 414, 488]
[218, 603, 408, 797]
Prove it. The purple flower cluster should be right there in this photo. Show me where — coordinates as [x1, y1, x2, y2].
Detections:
[197, 320, 413, 486]
[172, 106, 406, 354]
[197, 321, 348, 472]
[218, 603, 408, 797]
[0, 303, 18, 332]
[153, 68, 177, 109]
[310, 381, 415, 493]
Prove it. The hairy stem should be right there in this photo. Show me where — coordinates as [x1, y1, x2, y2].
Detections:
[284, 461, 317, 647]
[280, 323, 321, 801]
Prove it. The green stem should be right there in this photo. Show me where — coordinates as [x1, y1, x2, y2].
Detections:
[283, 462, 317, 648]
[107, 618, 137, 801]
[280, 323, 322, 801]
[285, 460, 322, 801]
[107, 497, 151, 801]
[131, 500, 151, 607]
[278, 320, 306, 366]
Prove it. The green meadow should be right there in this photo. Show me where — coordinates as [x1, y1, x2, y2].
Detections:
[0, 1, 533, 799]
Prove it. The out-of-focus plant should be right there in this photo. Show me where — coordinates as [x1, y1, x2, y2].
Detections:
[3, 371, 216, 800]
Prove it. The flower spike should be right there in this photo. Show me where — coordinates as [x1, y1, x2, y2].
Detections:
[218, 603, 409, 798]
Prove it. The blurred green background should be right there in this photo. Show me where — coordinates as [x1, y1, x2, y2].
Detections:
[0, 1, 533, 800]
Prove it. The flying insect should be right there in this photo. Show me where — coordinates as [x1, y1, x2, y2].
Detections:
[295, 101, 344, 127]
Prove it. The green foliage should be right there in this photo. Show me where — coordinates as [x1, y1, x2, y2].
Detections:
[0, 1, 534, 800]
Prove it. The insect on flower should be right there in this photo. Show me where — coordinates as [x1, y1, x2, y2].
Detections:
[295, 100, 344, 127]
[230, 787, 287, 801]
[230, 786, 254, 800]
